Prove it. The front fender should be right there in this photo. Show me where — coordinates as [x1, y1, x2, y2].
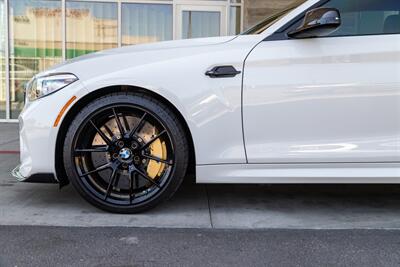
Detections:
[55, 36, 260, 165]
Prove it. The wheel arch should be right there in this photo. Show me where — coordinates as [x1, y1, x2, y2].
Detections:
[55, 85, 196, 187]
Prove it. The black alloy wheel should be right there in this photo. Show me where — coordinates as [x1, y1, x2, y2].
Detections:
[63, 92, 189, 213]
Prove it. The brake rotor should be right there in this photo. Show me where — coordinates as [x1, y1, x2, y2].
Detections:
[91, 115, 167, 180]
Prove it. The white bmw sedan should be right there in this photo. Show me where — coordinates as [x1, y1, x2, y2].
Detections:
[12, 0, 400, 213]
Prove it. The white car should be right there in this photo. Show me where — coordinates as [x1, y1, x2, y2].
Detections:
[12, 0, 400, 213]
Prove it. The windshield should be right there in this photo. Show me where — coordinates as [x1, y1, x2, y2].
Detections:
[242, 0, 308, 35]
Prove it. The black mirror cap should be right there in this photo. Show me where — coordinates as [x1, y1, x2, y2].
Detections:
[288, 7, 341, 39]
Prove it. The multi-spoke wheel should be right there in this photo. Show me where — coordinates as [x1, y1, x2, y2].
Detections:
[63, 93, 189, 213]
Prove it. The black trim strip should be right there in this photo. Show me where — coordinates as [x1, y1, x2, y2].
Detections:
[23, 173, 58, 184]
[205, 66, 241, 78]
[197, 162, 400, 166]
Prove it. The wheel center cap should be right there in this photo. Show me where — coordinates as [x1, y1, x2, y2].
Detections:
[119, 148, 132, 160]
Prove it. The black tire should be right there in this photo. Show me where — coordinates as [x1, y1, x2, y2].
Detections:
[63, 92, 189, 213]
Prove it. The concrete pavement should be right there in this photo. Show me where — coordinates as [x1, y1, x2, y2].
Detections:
[0, 122, 19, 152]
[2, 122, 400, 229]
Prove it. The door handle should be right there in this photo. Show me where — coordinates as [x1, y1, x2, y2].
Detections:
[205, 66, 241, 78]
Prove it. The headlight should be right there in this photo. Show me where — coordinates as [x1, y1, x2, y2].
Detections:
[27, 73, 78, 101]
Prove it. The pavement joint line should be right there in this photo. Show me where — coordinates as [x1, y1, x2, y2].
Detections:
[0, 138, 19, 146]
[2, 223, 400, 230]
[205, 185, 214, 229]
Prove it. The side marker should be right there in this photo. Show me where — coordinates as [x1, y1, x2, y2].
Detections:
[53, 96, 77, 127]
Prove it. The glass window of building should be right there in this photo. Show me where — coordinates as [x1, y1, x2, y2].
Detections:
[230, 6, 241, 35]
[182, 11, 221, 39]
[66, 1, 118, 59]
[9, 0, 62, 119]
[0, 0, 5, 119]
[122, 3, 173, 46]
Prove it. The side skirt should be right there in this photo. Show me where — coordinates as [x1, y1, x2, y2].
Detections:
[196, 162, 400, 184]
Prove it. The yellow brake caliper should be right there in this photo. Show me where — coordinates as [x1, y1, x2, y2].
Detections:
[146, 139, 167, 179]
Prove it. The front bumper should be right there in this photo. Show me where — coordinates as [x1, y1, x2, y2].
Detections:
[12, 165, 58, 183]
[15, 80, 87, 182]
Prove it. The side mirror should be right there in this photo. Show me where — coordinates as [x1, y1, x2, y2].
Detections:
[288, 8, 341, 39]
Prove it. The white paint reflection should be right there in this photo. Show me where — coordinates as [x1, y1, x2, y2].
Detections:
[291, 143, 358, 153]
[189, 84, 240, 127]
[246, 135, 400, 163]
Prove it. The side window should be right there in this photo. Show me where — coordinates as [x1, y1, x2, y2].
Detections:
[322, 0, 400, 36]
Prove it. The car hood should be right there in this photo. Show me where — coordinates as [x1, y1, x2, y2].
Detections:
[47, 36, 237, 73]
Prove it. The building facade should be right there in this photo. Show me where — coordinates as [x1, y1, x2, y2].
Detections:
[0, 0, 296, 121]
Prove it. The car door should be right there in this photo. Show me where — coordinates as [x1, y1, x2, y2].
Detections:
[243, 0, 400, 164]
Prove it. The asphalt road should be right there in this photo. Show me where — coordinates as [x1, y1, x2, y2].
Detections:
[1, 226, 400, 267]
